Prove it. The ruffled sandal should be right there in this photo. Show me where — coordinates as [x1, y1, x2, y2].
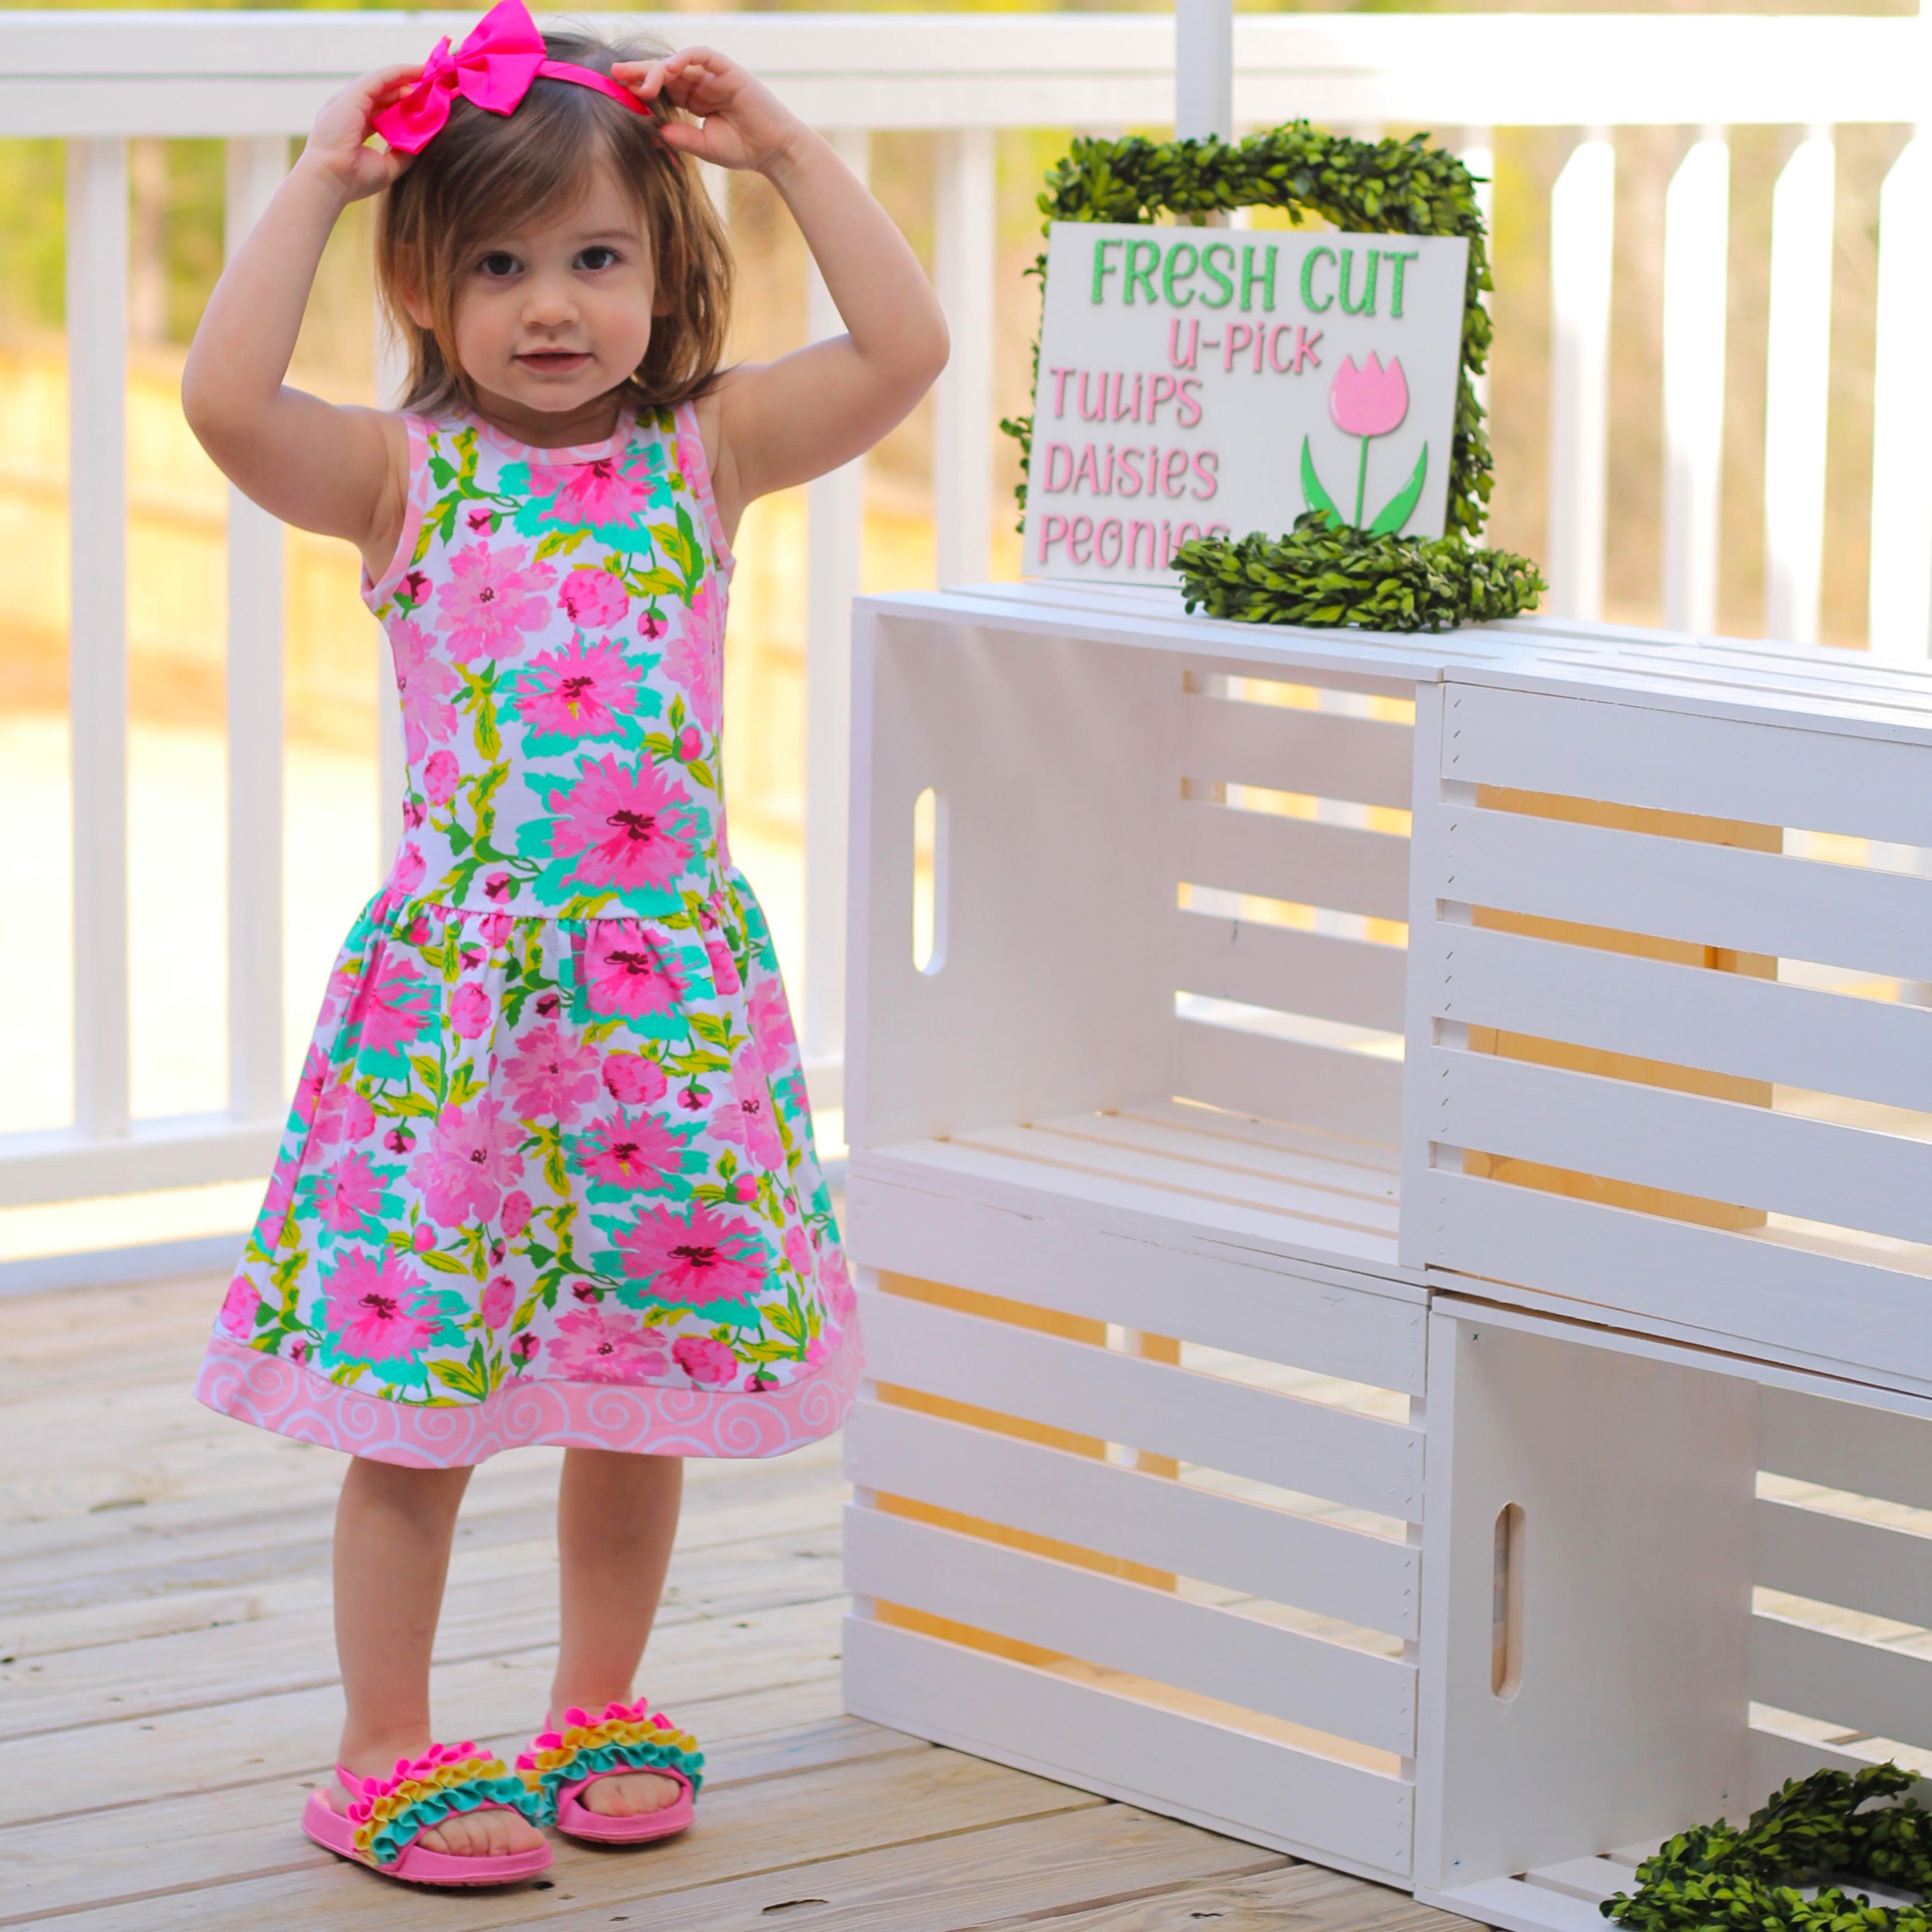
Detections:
[517, 1698, 704, 1845]
[303, 1741, 553, 1886]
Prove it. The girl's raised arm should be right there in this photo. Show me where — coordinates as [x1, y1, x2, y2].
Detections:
[619, 50, 949, 533]
[182, 66, 419, 578]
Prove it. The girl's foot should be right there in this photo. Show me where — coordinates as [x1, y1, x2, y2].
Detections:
[576, 1767, 685, 1818]
[333, 1735, 549, 1858]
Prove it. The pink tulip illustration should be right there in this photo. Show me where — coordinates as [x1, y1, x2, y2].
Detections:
[1329, 354, 1410, 530]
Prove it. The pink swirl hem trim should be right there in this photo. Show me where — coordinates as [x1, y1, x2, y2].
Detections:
[194, 1326, 862, 1468]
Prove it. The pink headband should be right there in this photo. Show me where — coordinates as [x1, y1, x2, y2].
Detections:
[372, 0, 649, 156]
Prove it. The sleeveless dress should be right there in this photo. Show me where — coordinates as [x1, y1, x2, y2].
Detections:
[195, 404, 861, 1468]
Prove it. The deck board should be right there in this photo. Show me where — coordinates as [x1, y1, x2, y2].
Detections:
[0, 1270, 1482, 1932]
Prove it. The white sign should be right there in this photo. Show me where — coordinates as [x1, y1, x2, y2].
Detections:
[1022, 221, 1470, 584]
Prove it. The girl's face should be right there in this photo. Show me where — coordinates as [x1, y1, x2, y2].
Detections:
[425, 152, 660, 430]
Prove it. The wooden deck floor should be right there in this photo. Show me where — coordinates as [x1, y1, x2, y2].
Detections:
[0, 1273, 1481, 1932]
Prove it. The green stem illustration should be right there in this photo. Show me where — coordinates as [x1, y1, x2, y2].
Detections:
[1353, 434, 1371, 529]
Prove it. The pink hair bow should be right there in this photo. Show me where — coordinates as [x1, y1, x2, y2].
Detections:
[371, 0, 647, 156]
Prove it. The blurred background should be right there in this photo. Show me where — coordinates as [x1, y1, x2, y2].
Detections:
[0, 0, 1916, 1271]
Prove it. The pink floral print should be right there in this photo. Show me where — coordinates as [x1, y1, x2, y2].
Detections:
[520, 637, 639, 738]
[504, 1022, 601, 1124]
[582, 921, 688, 1020]
[529, 451, 657, 525]
[391, 618, 460, 762]
[557, 569, 629, 630]
[616, 1202, 768, 1307]
[551, 755, 695, 894]
[322, 1250, 439, 1363]
[409, 1097, 522, 1227]
[547, 1305, 671, 1383]
[437, 541, 557, 663]
[203, 407, 853, 1455]
[578, 1110, 682, 1190]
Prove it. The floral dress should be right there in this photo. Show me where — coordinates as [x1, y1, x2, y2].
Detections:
[196, 405, 860, 1468]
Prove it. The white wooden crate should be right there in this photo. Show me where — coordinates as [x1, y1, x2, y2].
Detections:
[1403, 637, 1932, 1393]
[1417, 1299, 1932, 1932]
[837, 584, 1656, 1879]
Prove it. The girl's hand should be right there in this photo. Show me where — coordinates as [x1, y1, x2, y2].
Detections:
[296, 64, 421, 203]
[612, 48, 808, 178]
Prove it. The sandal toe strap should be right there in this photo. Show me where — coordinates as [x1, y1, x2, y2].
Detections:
[342, 1743, 547, 1867]
[517, 1699, 705, 1809]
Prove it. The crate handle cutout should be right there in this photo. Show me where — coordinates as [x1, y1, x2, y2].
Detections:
[1491, 1501, 1525, 1701]
[912, 785, 948, 976]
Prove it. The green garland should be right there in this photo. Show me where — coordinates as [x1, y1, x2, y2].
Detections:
[1604, 1766, 1932, 1932]
[1002, 125, 1544, 632]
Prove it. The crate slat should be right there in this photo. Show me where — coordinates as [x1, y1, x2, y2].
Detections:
[1175, 1018, 1405, 1147]
[1756, 1497, 1932, 1632]
[1174, 798, 1412, 924]
[1749, 1613, 1932, 1753]
[1435, 923, 1929, 1111]
[1171, 911, 1409, 1036]
[845, 1164, 1426, 1391]
[1176, 690, 1415, 810]
[1443, 804, 1929, 982]
[1424, 1045, 1932, 1246]
[857, 1284, 1424, 1518]
[1442, 684, 1932, 844]
[1415, 1170, 1932, 1385]
[1759, 1386, 1932, 1512]
[841, 1615, 1414, 1880]
[845, 1507, 1417, 1755]
[950, 1122, 1401, 1240]
[847, 1398, 1421, 1637]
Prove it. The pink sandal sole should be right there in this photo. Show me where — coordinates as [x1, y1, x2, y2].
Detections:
[553, 1770, 696, 1845]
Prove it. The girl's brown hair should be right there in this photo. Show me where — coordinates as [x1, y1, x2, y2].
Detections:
[375, 26, 732, 415]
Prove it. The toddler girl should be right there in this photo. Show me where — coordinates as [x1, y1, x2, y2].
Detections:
[184, 1, 944, 1886]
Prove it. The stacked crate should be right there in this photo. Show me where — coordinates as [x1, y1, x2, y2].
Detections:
[837, 585, 1932, 1905]
[1404, 641, 1932, 1929]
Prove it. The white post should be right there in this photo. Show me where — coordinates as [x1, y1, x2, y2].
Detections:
[225, 136, 288, 1121]
[1460, 129, 1495, 417]
[802, 127, 871, 1101]
[934, 127, 996, 588]
[1763, 130, 1835, 647]
[374, 293, 409, 879]
[1869, 137, 1932, 660]
[66, 137, 130, 1142]
[1175, 0, 1233, 142]
[1662, 132, 1730, 635]
[1546, 137, 1615, 622]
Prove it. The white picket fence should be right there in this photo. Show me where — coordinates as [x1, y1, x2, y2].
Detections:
[3, 8, 1930, 1278]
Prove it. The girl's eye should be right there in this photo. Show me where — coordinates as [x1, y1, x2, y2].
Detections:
[478, 252, 520, 278]
[577, 246, 621, 272]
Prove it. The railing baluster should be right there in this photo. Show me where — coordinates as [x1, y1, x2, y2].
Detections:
[1547, 136, 1615, 622]
[1460, 127, 1494, 417]
[1763, 129, 1834, 647]
[1868, 136, 1931, 661]
[802, 127, 871, 1109]
[1662, 130, 1729, 635]
[224, 134, 288, 1120]
[66, 135, 129, 1141]
[934, 127, 995, 588]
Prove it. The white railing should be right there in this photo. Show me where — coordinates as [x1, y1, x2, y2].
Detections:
[3, 9, 1930, 1264]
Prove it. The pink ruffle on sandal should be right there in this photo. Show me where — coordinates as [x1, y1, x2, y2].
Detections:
[517, 1698, 704, 1845]
[303, 1741, 553, 1886]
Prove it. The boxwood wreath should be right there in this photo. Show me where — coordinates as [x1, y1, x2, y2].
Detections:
[1000, 126, 1545, 631]
[1603, 1765, 1932, 1932]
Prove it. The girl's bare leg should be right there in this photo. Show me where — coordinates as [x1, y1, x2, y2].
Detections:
[551, 1447, 684, 1817]
[330, 1456, 546, 1856]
